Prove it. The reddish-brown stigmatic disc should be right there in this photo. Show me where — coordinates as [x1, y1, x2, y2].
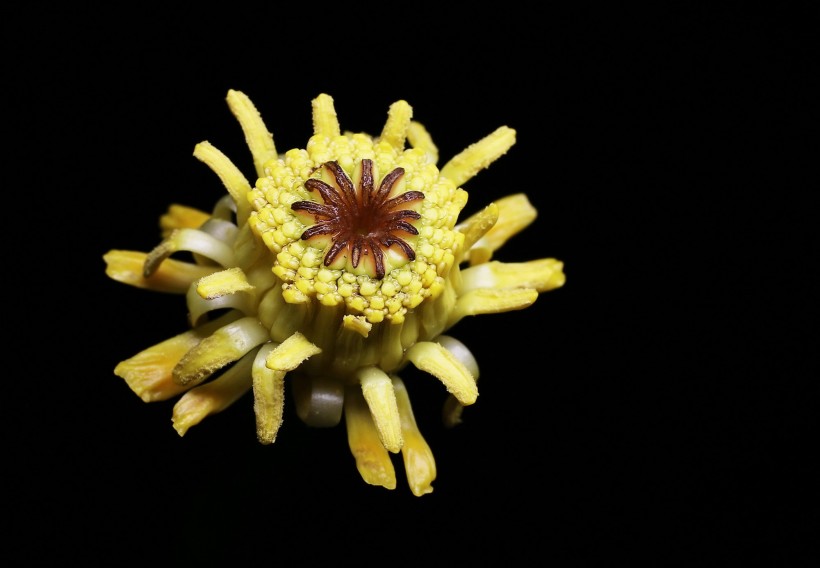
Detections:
[292, 160, 424, 279]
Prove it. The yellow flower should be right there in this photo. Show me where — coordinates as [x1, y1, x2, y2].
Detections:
[103, 90, 566, 496]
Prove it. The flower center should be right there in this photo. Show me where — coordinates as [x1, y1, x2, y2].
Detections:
[291, 160, 424, 279]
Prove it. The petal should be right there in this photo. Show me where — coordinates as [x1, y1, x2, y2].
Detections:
[435, 335, 480, 428]
[172, 348, 255, 436]
[457, 202, 499, 254]
[392, 375, 437, 497]
[160, 204, 210, 237]
[448, 288, 539, 327]
[471, 193, 538, 257]
[114, 311, 242, 402]
[344, 385, 397, 490]
[251, 343, 286, 444]
[405, 341, 478, 406]
[459, 258, 566, 293]
[103, 249, 216, 293]
[173, 316, 270, 386]
[355, 366, 403, 453]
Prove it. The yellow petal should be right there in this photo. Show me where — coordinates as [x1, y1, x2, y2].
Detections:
[392, 376, 436, 496]
[356, 366, 403, 453]
[114, 311, 242, 402]
[344, 386, 397, 490]
[173, 316, 270, 386]
[172, 348, 255, 436]
[457, 202, 499, 254]
[449, 287, 539, 328]
[251, 343, 286, 444]
[469, 193, 538, 257]
[405, 341, 478, 406]
[160, 204, 210, 237]
[103, 249, 216, 293]
[460, 259, 566, 293]
[435, 335, 480, 428]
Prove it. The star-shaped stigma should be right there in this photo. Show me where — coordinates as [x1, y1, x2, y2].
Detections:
[291, 160, 424, 280]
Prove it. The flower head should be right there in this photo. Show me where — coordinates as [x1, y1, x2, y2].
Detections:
[103, 90, 565, 496]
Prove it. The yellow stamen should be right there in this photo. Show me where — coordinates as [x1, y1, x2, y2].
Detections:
[195, 267, 255, 300]
[193, 141, 253, 218]
[440, 126, 516, 187]
[342, 314, 372, 338]
[311, 93, 340, 138]
[406, 121, 438, 163]
[380, 100, 412, 150]
[226, 89, 277, 178]
[264, 331, 321, 372]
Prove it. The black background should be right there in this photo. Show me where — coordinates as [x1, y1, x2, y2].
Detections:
[7, 5, 812, 565]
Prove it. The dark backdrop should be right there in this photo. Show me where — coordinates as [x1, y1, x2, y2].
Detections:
[6, 5, 811, 565]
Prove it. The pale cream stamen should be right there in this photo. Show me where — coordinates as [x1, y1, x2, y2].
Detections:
[143, 228, 235, 277]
